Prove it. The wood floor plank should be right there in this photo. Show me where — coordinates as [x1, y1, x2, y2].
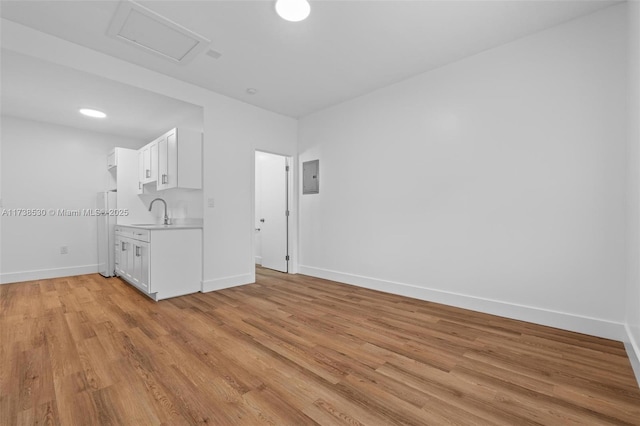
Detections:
[52, 372, 101, 426]
[107, 357, 184, 425]
[1, 268, 639, 425]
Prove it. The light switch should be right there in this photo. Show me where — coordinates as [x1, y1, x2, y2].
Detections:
[207, 198, 215, 208]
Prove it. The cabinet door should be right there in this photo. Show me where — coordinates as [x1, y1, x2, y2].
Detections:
[149, 141, 158, 183]
[131, 242, 150, 293]
[157, 129, 177, 190]
[107, 150, 116, 169]
[157, 134, 167, 190]
[114, 237, 122, 275]
[142, 146, 152, 183]
[138, 242, 150, 293]
[137, 151, 144, 194]
[116, 237, 130, 277]
[125, 240, 135, 281]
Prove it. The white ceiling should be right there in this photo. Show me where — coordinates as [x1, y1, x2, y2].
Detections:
[1, 0, 619, 118]
[1, 50, 203, 141]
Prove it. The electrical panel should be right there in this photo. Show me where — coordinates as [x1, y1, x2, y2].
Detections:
[303, 160, 319, 194]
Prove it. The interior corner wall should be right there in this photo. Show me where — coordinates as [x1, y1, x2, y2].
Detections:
[0, 116, 143, 283]
[626, 0, 640, 382]
[0, 19, 298, 290]
[298, 5, 628, 340]
[203, 98, 297, 291]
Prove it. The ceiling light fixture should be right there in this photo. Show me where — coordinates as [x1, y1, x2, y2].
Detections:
[79, 108, 107, 118]
[246, 88, 258, 95]
[275, 0, 310, 22]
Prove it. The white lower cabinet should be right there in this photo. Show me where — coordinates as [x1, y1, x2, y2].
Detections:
[115, 226, 201, 301]
[129, 239, 150, 293]
[115, 228, 150, 293]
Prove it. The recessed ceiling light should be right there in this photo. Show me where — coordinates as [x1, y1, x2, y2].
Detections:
[275, 0, 310, 22]
[79, 108, 107, 118]
[246, 88, 258, 95]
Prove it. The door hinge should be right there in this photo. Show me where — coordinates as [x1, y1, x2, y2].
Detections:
[285, 210, 290, 217]
[285, 255, 290, 261]
[286, 165, 290, 172]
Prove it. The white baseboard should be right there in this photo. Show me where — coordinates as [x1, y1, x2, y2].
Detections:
[0, 264, 99, 284]
[298, 265, 627, 341]
[201, 273, 254, 293]
[255, 256, 262, 265]
[625, 325, 640, 387]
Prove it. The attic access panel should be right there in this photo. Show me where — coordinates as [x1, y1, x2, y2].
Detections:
[303, 160, 319, 194]
[108, 1, 210, 64]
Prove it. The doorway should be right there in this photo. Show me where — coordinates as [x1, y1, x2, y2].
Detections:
[255, 151, 291, 273]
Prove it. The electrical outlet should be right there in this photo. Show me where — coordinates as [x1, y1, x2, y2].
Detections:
[60, 246, 68, 255]
[207, 198, 215, 208]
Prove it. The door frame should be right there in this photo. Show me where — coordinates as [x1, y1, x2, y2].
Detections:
[252, 150, 297, 274]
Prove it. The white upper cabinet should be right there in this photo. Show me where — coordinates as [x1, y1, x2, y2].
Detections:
[137, 149, 144, 194]
[139, 140, 158, 185]
[138, 128, 201, 192]
[157, 128, 201, 191]
[157, 129, 174, 191]
[107, 149, 117, 169]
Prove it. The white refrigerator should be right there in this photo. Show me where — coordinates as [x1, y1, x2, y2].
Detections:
[97, 191, 117, 277]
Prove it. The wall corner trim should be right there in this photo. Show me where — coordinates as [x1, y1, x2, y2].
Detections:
[201, 273, 253, 293]
[624, 325, 640, 387]
[298, 265, 627, 341]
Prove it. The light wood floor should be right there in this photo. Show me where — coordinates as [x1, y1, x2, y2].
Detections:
[1, 268, 639, 425]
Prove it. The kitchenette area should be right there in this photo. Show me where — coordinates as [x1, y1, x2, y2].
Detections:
[98, 127, 204, 301]
[1, 28, 296, 295]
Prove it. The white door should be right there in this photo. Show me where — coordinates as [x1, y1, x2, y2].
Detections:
[257, 152, 288, 272]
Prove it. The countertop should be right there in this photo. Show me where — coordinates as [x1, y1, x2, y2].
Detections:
[116, 223, 203, 230]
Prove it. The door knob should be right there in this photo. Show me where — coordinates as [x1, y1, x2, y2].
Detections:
[260, 218, 265, 223]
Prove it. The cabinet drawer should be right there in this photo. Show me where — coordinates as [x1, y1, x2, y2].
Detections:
[130, 229, 150, 242]
[115, 226, 134, 239]
[115, 226, 150, 242]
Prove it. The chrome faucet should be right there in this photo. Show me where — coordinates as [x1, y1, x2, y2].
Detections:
[149, 198, 170, 225]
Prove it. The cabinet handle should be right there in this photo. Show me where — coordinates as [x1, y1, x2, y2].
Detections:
[138, 182, 142, 190]
[146, 169, 151, 178]
[162, 174, 168, 184]
[121, 241, 126, 251]
[135, 246, 141, 257]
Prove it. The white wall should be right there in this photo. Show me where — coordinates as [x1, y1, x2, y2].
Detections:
[204, 97, 298, 289]
[1, 19, 298, 290]
[298, 5, 628, 339]
[0, 116, 143, 283]
[626, 0, 640, 382]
